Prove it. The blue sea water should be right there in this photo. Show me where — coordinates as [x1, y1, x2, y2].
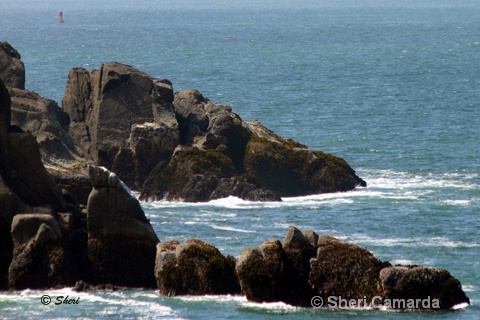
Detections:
[1, 0, 479, 319]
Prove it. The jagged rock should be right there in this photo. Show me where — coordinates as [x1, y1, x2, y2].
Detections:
[63, 62, 179, 190]
[87, 165, 159, 288]
[379, 266, 470, 310]
[155, 239, 239, 296]
[236, 227, 316, 306]
[62, 62, 366, 202]
[0, 42, 25, 89]
[8, 213, 78, 289]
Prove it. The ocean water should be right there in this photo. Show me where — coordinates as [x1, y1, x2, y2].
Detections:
[1, 0, 479, 319]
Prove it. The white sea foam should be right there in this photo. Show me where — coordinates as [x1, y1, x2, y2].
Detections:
[392, 259, 415, 265]
[210, 224, 256, 233]
[175, 294, 245, 303]
[441, 199, 472, 206]
[344, 233, 480, 248]
[238, 300, 299, 312]
[462, 284, 477, 292]
[451, 302, 470, 310]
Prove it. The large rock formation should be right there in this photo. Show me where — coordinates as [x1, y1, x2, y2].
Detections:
[0, 79, 159, 290]
[0, 42, 25, 89]
[87, 165, 159, 288]
[155, 239, 239, 296]
[0, 78, 83, 289]
[63, 62, 366, 202]
[62, 62, 179, 189]
[236, 226, 470, 310]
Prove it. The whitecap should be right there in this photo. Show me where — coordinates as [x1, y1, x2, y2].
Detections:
[392, 259, 415, 265]
[175, 294, 245, 303]
[210, 224, 257, 233]
[451, 302, 470, 310]
[238, 300, 299, 312]
[344, 233, 480, 249]
[462, 284, 477, 292]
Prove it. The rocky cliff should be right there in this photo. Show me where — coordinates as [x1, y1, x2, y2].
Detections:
[62, 62, 366, 202]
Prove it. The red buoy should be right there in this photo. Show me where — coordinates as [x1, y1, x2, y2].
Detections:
[58, 11, 64, 23]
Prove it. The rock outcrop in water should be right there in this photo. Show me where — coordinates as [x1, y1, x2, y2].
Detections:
[235, 226, 470, 310]
[155, 239, 239, 296]
[62, 62, 366, 202]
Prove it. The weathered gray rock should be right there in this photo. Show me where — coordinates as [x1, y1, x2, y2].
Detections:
[155, 239, 239, 296]
[0, 42, 25, 89]
[63, 62, 179, 190]
[8, 214, 78, 289]
[87, 165, 159, 288]
[379, 266, 470, 310]
[10, 88, 79, 162]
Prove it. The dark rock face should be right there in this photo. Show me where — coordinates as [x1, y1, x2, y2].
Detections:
[309, 234, 390, 303]
[0, 79, 81, 289]
[236, 226, 470, 310]
[236, 226, 317, 306]
[87, 165, 159, 288]
[0, 42, 25, 89]
[155, 239, 239, 296]
[379, 266, 470, 310]
[63, 62, 179, 189]
[244, 121, 366, 197]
